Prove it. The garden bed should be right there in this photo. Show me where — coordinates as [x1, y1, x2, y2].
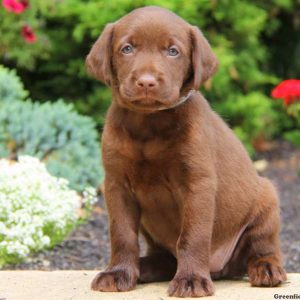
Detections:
[4, 140, 300, 272]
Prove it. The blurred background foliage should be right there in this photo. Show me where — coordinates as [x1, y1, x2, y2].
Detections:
[0, 65, 103, 192]
[0, 0, 299, 155]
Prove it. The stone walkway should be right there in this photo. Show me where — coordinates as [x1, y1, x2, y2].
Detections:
[0, 271, 299, 300]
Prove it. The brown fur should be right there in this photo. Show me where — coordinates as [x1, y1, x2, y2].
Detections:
[86, 6, 287, 297]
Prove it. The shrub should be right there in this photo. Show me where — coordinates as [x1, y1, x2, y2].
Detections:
[0, 64, 28, 102]
[0, 156, 97, 267]
[0, 98, 103, 192]
[214, 92, 279, 155]
[1, 1, 298, 152]
[271, 80, 300, 148]
[0, 1, 51, 68]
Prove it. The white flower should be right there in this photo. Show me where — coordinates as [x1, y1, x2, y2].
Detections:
[23, 237, 35, 247]
[40, 236, 50, 247]
[0, 156, 97, 266]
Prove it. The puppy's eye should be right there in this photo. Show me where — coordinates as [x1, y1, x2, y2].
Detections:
[167, 46, 179, 57]
[121, 44, 134, 54]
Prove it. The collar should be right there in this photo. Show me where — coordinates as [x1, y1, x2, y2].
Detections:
[157, 89, 195, 110]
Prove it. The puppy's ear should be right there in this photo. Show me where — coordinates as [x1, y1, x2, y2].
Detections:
[86, 23, 114, 85]
[190, 26, 218, 90]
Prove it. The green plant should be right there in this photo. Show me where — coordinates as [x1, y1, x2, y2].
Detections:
[214, 92, 279, 155]
[1, 0, 298, 151]
[0, 98, 103, 192]
[0, 64, 28, 102]
[0, 156, 97, 266]
[281, 102, 300, 176]
[271, 79, 300, 148]
[0, 1, 52, 68]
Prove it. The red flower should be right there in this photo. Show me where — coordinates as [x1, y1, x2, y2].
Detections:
[2, 0, 28, 14]
[271, 79, 300, 105]
[21, 25, 36, 43]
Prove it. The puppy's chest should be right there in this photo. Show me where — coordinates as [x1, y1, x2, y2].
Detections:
[127, 142, 175, 186]
[123, 139, 185, 206]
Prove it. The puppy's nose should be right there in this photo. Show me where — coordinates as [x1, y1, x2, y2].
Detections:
[136, 74, 158, 89]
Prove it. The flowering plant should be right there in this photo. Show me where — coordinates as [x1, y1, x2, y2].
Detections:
[0, 156, 97, 266]
[271, 79, 300, 148]
[272, 79, 300, 106]
[0, 1, 51, 67]
[2, 0, 36, 43]
[2, 0, 29, 14]
[272, 79, 300, 119]
[21, 24, 36, 43]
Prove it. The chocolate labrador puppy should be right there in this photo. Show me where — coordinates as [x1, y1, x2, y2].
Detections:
[86, 6, 287, 297]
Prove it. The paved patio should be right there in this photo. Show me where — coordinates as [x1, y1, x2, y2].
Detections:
[0, 271, 299, 300]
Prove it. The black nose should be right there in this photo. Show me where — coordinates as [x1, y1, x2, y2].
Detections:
[136, 74, 158, 89]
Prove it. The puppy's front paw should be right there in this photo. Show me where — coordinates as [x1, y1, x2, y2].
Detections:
[91, 268, 138, 292]
[168, 274, 214, 297]
[248, 258, 287, 287]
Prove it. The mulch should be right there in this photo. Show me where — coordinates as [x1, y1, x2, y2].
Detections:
[5, 140, 300, 272]
[256, 140, 300, 273]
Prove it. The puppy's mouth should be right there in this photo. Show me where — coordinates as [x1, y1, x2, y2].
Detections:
[131, 98, 164, 108]
[120, 93, 170, 112]
[118, 85, 181, 112]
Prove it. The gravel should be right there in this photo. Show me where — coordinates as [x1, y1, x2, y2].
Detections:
[256, 140, 300, 272]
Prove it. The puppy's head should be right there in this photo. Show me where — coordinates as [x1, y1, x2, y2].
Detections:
[86, 6, 218, 113]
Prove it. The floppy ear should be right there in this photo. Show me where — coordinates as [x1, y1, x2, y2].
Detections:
[190, 26, 218, 90]
[86, 23, 114, 85]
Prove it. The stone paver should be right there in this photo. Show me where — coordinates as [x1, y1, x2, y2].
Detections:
[0, 271, 299, 300]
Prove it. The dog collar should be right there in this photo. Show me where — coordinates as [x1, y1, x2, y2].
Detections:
[158, 89, 195, 110]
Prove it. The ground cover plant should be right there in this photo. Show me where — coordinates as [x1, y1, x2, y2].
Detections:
[0, 156, 97, 266]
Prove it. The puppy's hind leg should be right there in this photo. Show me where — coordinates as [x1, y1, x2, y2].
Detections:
[139, 252, 177, 283]
[247, 178, 287, 287]
[139, 227, 177, 283]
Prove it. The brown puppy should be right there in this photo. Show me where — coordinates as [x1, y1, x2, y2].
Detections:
[86, 6, 287, 298]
